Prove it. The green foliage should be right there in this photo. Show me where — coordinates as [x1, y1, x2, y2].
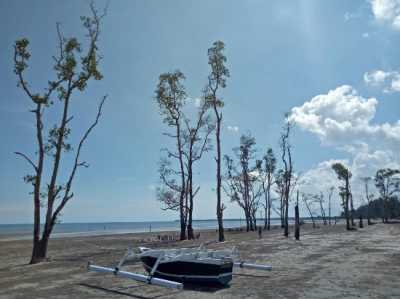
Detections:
[263, 148, 276, 175]
[331, 163, 352, 181]
[14, 38, 30, 73]
[155, 70, 186, 126]
[44, 125, 72, 157]
[205, 41, 230, 108]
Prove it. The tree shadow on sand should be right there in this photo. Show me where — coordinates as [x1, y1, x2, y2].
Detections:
[78, 283, 181, 299]
[183, 282, 230, 293]
[79, 281, 230, 297]
[234, 273, 271, 279]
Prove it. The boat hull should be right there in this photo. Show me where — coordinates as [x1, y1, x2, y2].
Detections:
[140, 256, 233, 285]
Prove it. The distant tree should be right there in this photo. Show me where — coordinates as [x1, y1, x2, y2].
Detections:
[182, 97, 214, 239]
[155, 70, 188, 240]
[13, 2, 107, 264]
[274, 169, 285, 228]
[301, 193, 317, 228]
[280, 115, 294, 237]
[331, 163, 352, 230]
[316, 192, 327, 225]
[205, 41, 230, 242]
[374, 168, 400, 223]
[261, 148, 276, 230]
[223, 133, 260, 231]
[354, 197, 400, 219]
[360, 177, 373, 225]
[327, 186, 335, 226]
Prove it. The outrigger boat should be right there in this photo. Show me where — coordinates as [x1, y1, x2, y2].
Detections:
[87, 244, 272, 290]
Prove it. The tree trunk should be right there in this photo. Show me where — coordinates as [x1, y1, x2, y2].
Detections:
[267, 196, 271, 230]
[367, 202, 371, 225]
[215, 114, 224, 242]
[328, 193, 331, 226]
[294, 204, 300, 240]
[284, 199, 289, 237]
[280, 196, 284, 228]
[345, 197, 350, 230]
[187, 188, 194, 240]
[30, 232, 50, 264]
[30, 104, 44, 264]
[349, 194, 355, 227]
[264, 205, 268, 230]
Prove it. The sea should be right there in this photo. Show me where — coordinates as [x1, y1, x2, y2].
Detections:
[0, 219, 287, 241]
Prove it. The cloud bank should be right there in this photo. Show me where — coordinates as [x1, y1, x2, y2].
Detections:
[370, 0, 400, 29]
[290, 85, 400, 206]
[364, 70, 400, 93]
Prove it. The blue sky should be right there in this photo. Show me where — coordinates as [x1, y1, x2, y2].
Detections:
[1, 0, 399, 223]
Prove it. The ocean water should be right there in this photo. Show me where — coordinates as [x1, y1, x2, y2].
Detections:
[0, 219, 285, 240]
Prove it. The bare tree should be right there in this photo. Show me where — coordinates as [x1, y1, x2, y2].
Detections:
[223, 134, 259, 231]
[205, 41, 230, 242]
[301, 193, 317, 228]
[316, 192, 327, 225]
[155, 70, 188, 240]
[261, 148, 276, 230]
[327, 186, 334, 225]
[182, 97, 214, 239]
[331, 163, 352, 230]
[360, 177, 373, 225]
[280, 115, 294, 237]
[274, 169, 285, 228]
[13, 2, 107, 264]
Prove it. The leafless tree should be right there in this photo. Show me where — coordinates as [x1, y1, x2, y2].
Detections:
[13, 2, 107, 264]
[301, 193, 317, 228]
[316, 192, 327, 225]
[182, 97, 215, 239]
[328, 186, 334, 225]
[274, 169, 285, 228]
[360, 177, 373, 225]
[280, 115, 294, 237]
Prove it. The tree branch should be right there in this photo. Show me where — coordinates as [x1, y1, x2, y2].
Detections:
[14, 152, 38, 172]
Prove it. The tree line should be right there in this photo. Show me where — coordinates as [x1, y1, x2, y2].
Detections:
[13, 2, 400, 265]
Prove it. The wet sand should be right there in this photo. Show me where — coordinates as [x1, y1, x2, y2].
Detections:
[0, 222, 399, 299]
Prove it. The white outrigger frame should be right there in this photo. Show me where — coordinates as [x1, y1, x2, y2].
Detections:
[87, 244, 272, 290]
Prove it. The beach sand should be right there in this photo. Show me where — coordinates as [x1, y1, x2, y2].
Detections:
[0, 222, 399, 299]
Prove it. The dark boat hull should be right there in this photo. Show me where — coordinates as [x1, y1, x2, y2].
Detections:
[140, 256, 233, 285]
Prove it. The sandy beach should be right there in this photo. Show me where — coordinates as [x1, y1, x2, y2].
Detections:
[0, 223, 399, 299]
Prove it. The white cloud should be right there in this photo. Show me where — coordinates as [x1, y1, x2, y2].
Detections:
[194, 97, 203, 108]
[370, 0, 400, 29]
[344, 11, 361, 22]
[289, 85, 400, 149]
[364, 70, 400, 92]
[227, 125, 239, 133]
[290, 85, 400, 208]
[362, 32, 370, 38]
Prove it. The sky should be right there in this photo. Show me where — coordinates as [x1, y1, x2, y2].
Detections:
[0, 0, 399, 224]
